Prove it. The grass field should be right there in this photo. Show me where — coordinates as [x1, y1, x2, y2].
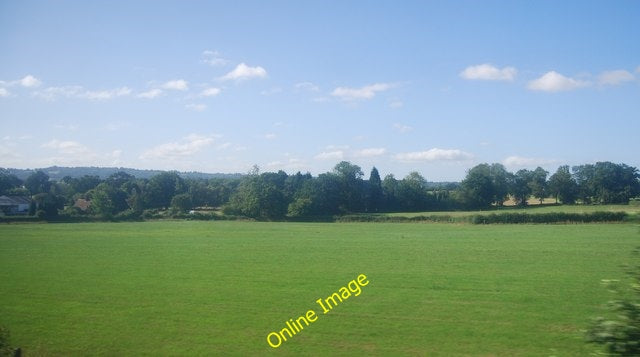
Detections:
[1, 221, 639, 355]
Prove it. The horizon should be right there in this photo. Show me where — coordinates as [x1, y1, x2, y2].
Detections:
[2, 1, 639, 181]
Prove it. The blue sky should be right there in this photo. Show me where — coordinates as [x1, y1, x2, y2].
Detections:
[1, 1, 639, 181]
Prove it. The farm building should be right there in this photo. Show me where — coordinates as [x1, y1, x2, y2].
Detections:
[0, 195, 32, 215]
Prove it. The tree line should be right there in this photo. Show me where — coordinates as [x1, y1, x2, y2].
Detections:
[0, 161, 638, 220]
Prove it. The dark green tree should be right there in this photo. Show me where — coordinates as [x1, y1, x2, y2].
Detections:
[333, 161, 364, 212]
[460, 164, 495, 209]
[381, 174, 399, 211]
[511, 169, 534, 206]
[144, 172, 186, 209]
[32, 192, 63, 218]
[171, 193, 193, 213]
[225, 172, 288, 219]
[366, 167, 383, 212]
[25, 170, 51, 195]
[529, 167, 549, 204]
[396, 172, 430, 211]
[489, 163, 511, 206]
[0, 170, 22, 195]
[548, 165, 578, 204]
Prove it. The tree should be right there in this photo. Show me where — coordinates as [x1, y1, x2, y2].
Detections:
[32, 192, 63, 218]
[144, 172, 186, 209]
[529, 167, 549, 204]
[396, 172, 430, 211]
[366, 167, 383, 212]
[489, 163, 511, 206]
[25, 170, 51, 195]
[0, 170, 22, 195]
[548, 165, 578, 204]
[573, 162, 640, 204]
[91, 186, 116, 219]
[225, 173, 288, 219]
[171, 193, 193, 213]
[460, 164, 495, 209]
[511, 169, 534, 206]
[381, 174, 399, 211]
[333, 161, 364, 212]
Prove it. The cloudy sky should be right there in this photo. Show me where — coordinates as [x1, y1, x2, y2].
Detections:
[1, 1, 639, 181]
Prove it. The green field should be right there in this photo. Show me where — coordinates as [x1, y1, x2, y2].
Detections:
[1, 221, 639, 355]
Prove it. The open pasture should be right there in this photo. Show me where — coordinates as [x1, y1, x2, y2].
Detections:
[1, 221, 639, 355]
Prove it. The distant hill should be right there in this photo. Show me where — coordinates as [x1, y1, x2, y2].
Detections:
[3, 166, 245, 181]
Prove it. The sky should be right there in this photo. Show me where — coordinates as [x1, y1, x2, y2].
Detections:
[1, 1, 639, 181]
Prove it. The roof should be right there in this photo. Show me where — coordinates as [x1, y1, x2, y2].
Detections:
[0, 196, 32, 205]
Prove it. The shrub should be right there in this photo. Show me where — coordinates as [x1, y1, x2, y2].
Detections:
[586, 248, 640, 355]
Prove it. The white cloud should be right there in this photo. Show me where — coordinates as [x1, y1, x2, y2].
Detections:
[162, 79, 189, 91]
[354, 148, 387, 158]
[636, 66, 640, 74]
[598, 70, 635, 86]
[331, 83, 395, 101]
[261, 87, 282, 96]
[264, 133, 277, 140]
[294, 82, 320, 92]
[185, 103, 206, 112]
[395, 148, 473, 162]
[266, 158, 308, 171]
[460, 64, 517, 81]
[502, 155, 558, 167]
[137, 88, 163, 99]
[82, 87, 131, 100]
[0, 74, 42, 88]
[19, 75, 42, 87]
[0, 88, 9, 97]
[315, 150, 345, 160]
[393, 123, 412, 133]
[202, 50, 228, 66]
[34, 85, 131, 100]
[139, 134, 218, 160]
[42, 140, 91, 155]
[200, 87, 221, 97]
[32, 86, 83, 100]
[219, 63, 267, 81]
[527, 71, 589, 92]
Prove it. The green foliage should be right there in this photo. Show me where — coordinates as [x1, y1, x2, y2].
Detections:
[574, 162, 640, 204]
[24, 170, 51, 195]
[471, 211, 627, 224]
[586, 248, 640, 355]
[460, 164, 496, 208]
[548, 165, 578, 204]
[32, 192, 64, 219]
[0, 169, 22, 195]
[170, 193, 193, 213]
[225, 173, 287, 219]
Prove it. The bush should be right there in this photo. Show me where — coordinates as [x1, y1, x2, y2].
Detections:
[471, 211, 627, 224]
[113, 209, 142, 221]
[586, 248, 640, 355]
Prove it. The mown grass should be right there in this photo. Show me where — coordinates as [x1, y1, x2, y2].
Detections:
[1, 221, 639, 355]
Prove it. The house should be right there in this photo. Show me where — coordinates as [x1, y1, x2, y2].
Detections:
[73, 198, 91, 211]
[0, 195, 32, 215]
